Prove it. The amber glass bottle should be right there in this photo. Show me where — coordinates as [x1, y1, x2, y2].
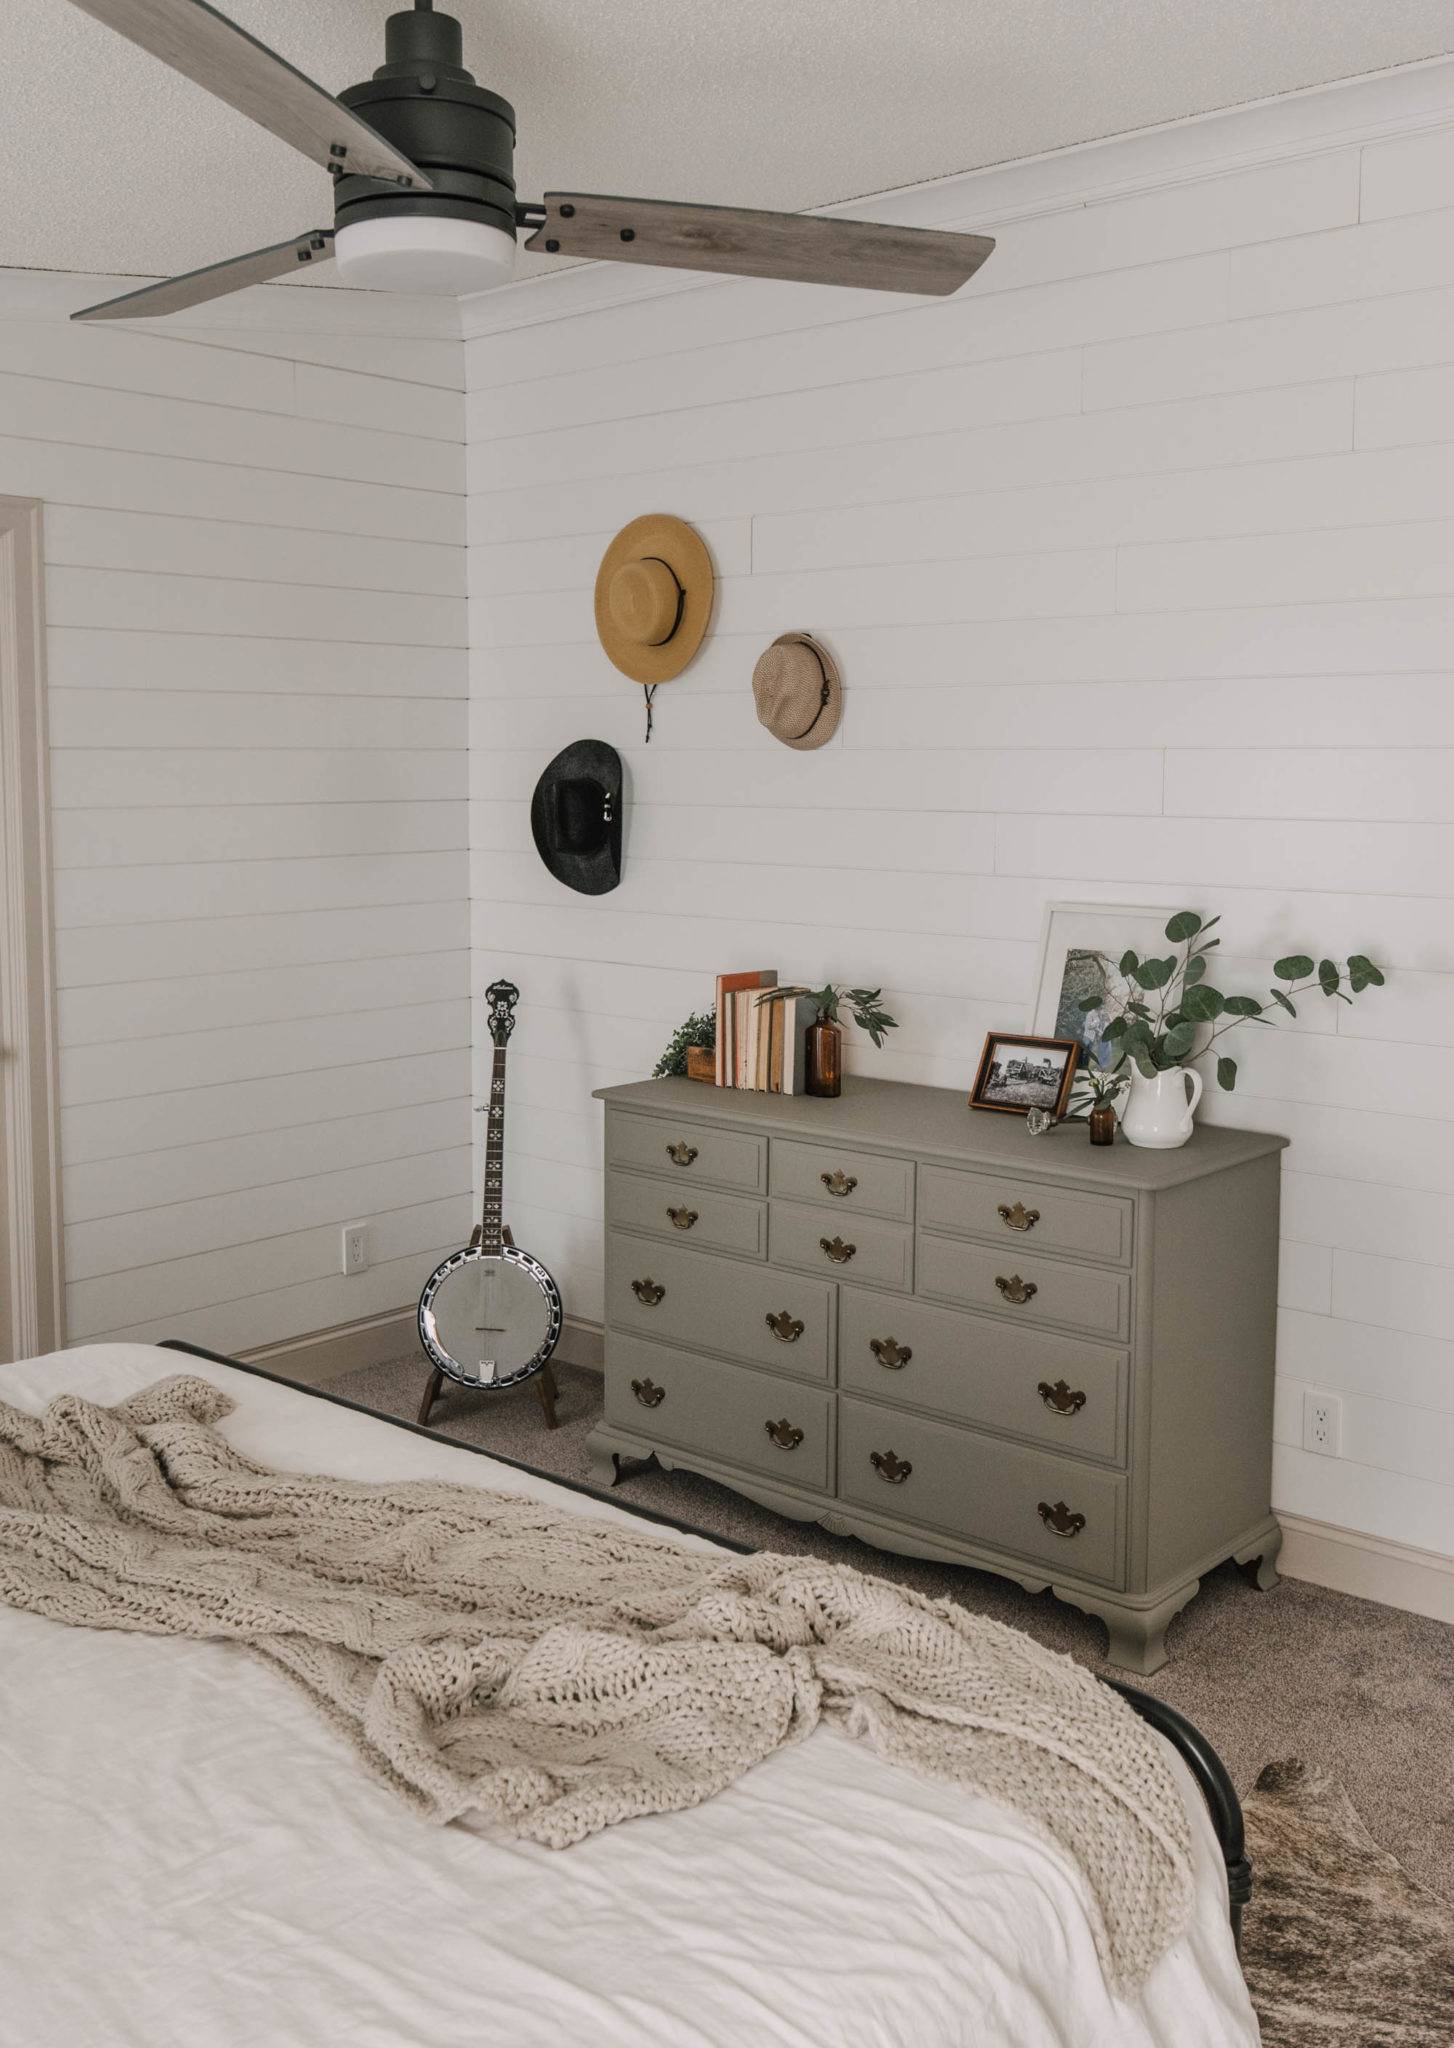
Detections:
[1089, 1103, 1117, 1146]
[805, 1018, 843, 1098]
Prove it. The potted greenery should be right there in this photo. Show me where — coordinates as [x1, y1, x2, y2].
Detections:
[756, 984, 898, 1097]
[1089, 912, 1383, 1149]
[652, 1011, 716, 1081]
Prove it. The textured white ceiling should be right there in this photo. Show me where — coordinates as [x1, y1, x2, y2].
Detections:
[5, 0, 1454, 284]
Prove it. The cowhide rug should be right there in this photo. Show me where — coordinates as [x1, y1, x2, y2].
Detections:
[1242, 1759, 1454, 2048]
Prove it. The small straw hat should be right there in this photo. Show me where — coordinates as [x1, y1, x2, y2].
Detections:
[594, 514, 714, 685]
[751, 633, 842, 750]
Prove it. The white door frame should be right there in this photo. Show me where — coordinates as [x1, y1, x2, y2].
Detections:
[0, 497, 63, 1362]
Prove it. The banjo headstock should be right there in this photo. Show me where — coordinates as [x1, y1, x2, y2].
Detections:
[485, 979, 520, 1047]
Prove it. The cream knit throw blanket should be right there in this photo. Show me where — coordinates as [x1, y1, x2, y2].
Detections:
[0, 1376, 1194, 1995]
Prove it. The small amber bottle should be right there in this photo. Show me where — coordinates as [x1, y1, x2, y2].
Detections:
[1089, 1103, 1117, 1146]
[805, 1018, 843, 1098]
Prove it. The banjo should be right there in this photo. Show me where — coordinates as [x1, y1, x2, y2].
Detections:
[417, 980, 562, 1411]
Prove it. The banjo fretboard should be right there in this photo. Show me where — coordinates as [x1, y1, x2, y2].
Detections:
[481, 1042, 507, 1254]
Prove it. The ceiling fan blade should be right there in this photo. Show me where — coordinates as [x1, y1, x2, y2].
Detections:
[72, 229, 335, 321]
[65, 0, 430, 188]
[524, 193, 993, 297]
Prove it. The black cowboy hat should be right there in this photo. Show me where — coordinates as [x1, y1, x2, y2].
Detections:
[530, 739, 623, 896]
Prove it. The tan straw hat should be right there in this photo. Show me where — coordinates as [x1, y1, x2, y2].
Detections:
[594, 514, 714, 685]
[752, 633, 842, 750]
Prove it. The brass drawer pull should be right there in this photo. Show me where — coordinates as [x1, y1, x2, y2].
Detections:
[870, 1449, 912, 1485]
[666, 1141, 699, 1166]
[1038, 1499, 1085, 1539]
[1038, 1378, 1086, 1416]
[820, 1235, 856, 1264]
[765, 1418, 804, 1451]
[631, 1377, 666, 1408]
[631, 1278, 665, 1306]
[870, 1337, 912, 1370]
[667, 1206, 699, 1231]
[766, 1310, 805, 1344]
[821, 1170, 858, 1198]
[997, 1201, 1040, 1233]
[995, 1273, 1037, 1305]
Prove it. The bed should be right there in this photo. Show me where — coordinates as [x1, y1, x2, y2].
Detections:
[0, 1341, 1262, 2048]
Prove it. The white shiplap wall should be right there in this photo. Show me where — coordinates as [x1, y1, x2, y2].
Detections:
[0, 272, 472, 1356]
[465, 73, 1454, 1565]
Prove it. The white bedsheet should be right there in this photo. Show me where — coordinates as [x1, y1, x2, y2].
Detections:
[0, 1344, 1260, 2048]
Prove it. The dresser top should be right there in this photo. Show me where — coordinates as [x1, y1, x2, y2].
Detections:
[594, 1075, 1286, 1191]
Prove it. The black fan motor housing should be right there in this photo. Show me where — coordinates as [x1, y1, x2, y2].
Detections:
[334, 7, 517, 237]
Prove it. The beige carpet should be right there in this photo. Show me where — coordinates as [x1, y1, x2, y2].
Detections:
[332, 1352, 1454, 1906]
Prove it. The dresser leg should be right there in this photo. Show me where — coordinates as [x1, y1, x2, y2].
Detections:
[1064, 1581, 1201, 1677]
[1234, 1521, 1283, 1591]
[586, 1427, 656, 1489]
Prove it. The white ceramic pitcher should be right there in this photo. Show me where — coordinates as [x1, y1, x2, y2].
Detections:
[1120, 1065, 1203, 1150]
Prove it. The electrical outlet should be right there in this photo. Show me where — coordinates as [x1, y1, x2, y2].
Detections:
[341, 1225, 369, 1277]
[1302, 1389, 1342, 1458]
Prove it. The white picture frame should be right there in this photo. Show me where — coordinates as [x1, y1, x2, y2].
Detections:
[1028, 900, 1172, 1068]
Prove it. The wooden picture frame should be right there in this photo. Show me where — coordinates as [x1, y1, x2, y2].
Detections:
[969, 1032, 1080, 1119]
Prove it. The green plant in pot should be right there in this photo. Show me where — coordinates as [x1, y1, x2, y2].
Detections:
[1093, 912, 1384, 1150]
[652, 1011, 715, 1079]
[756, 984, 898, 1098]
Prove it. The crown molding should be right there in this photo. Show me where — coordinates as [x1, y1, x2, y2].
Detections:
[460, 52, 1454, 342]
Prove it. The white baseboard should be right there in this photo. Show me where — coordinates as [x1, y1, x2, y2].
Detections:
[238, 1308, 605, 1388]
[1278, 1513, 1454, 1626]
[560, 1316, 604, 1373]
[239, 1309, 418, 1387]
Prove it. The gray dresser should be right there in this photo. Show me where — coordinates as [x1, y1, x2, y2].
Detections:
[588, 1075, 1287, 1673]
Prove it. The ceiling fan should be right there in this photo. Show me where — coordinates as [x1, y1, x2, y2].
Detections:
[65, 0, 996, 322]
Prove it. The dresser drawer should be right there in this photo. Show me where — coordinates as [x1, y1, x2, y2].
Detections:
[919, 1165, 1132, 1267]
[837, 1286, 1127, 1463]
[837, 1396, 1125, 1586]
[772, 1199, 913, 1292]
[605, 1232, 834, 1383]
[916, 1232, 1129, 1340]
[607, 1170, 766, 1260]
[606, 1111, 767, 1195]
[605, 1334, 832, 1493]
[770, 1138, 914, 1221]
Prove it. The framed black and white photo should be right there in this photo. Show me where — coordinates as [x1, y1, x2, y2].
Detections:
[1029, 901, 1168, 1067]
[969, 1032, 1079, 1118]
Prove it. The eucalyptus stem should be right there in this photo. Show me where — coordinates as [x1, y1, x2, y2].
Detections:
[1094, 917, 1383, 1093]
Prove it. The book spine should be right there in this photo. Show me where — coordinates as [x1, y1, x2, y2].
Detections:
[784, 996, 816, 1095]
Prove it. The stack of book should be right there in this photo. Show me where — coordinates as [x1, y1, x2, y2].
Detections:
[714, 970, 816, 1093]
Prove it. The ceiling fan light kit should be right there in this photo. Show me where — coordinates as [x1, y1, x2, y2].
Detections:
[333, 214, 516, 293]
[64, 0, 996, 320]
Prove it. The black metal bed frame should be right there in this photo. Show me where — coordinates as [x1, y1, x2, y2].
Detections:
[157, 1337, 1250, 1952]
